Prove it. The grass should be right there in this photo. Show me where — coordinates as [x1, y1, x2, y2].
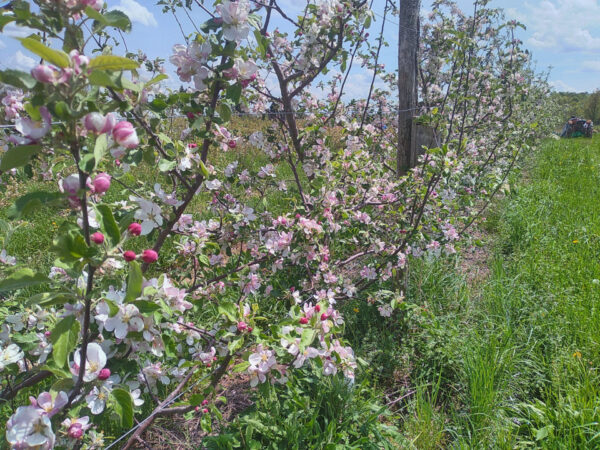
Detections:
[391, 135, 600, 448]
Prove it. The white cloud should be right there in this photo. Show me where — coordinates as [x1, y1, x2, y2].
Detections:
[523, 0, 600, 53]
[110, 0, 158, 27]
[8, 51, 36, 71]
[581, 61, 600, 72]
[550, 79, 578, 92]
[2, 23, 37, 38]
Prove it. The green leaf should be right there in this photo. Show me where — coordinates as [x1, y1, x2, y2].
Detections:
[88, 70, 118, 88]
[254, 30, 268, 58]
[218, 301, 238, 322]
[199, 160, 209, 178]
[0, 268, 49, 293]
[52, 101, 71, 120]
[95, 204, 121, 247]
[111, 388, 134, 429]
[104, 299, 120, 317]
[158, 158, 176, 172]
[50, 316, 80, 368]
[7, 191, 64, 219]
[217, 103, 232, 122]
[63, 24, 83, 52]
[0, 14, 15, 32]
[145, 73, 168, 87]
[88, 55, 139, 71]
[78, 153, 95, 173]
[189, 394, 204, 406]
[18, 37, 70, 68]
[300, 328, 317, 350]
[0, 69, 36, 90]
[0, 145, 43, 171]
[134, 300, 161, 314]
[50, 378, 74, 396]
[125, 261, 142, 302]
[226, 84, 242, 104]
[26, 292, 77, 307]
[93, 133, 108, 169]
[52, 223, 95, 263]
[228, 337, 244, 353]
[102, 10, 132, 32]
[87, 8, 132, 32]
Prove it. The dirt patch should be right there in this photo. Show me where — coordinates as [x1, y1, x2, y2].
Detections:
[139, 373, 254, 449]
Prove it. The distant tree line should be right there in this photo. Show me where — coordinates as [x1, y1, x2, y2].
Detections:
[552, 91, 600, 124]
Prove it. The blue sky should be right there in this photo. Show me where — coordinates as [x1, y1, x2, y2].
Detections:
[1, 0, 599, 94]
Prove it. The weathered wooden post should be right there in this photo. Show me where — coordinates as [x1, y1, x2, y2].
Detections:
[397, 0, 420, 176]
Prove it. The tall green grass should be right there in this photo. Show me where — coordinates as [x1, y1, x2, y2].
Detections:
[397, 135, 600, 448]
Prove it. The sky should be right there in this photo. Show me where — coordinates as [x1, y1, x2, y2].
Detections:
[0, 0, 599, 94]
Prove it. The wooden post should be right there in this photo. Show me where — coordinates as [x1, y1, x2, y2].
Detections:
[397, 0, 420, 176]
[411, 119, 437, 166]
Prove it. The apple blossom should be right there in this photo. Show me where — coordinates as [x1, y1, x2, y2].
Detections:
[31, 65, 58, 84]
[133, 198, 163, 235]
[248, 344, 276, 387]
[216, 0, 250, 41]
[0, 344, 24, 371]
[70, 342, 107, 382]
[112, 121, 139, 149]
[29, 391, 68, 417]
[6, 406, 55, 450]
[13, 106, 52, 143]
[0, 249, 16, 266]
[103, 304, 144, 339]
[84, 112, 116, 134]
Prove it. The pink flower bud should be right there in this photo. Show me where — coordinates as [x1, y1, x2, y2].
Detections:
[92, 172, 111, 194]
[68, 424, 84, 439]
[202, 408, 209, 414]
[299, 317, 308, 325]
[123, 251, 136, 262]
[113, 121, 139, 149]
[195, 406, 201, 412]
[237, 321, 248, 332]
[247, 326, 253, 332]
[84, 112, 116, 134]
[202, 399, 209, 406]
[61, 174, 80, 196]
[82, 0, 103, 11]
[141, 249, 158, 264]
[320, 313, 328, 321]
[227, 140, 237, 149]
[91, 232, 104, 244]
[128, 222, 142, 236]
[31, 65, 56, 84]
[44, 331, 51, 337]
[315, 305, 321, 312]
[98, 368, 111, 380]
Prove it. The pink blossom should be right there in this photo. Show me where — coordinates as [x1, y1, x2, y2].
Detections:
[92, 172, 111, 194]
[84, 112, 116, 134]
[31, 65, 58, 84]
[113, 121, 139, 149]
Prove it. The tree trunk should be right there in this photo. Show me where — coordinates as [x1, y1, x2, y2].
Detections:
[397, 0, 420, 176]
